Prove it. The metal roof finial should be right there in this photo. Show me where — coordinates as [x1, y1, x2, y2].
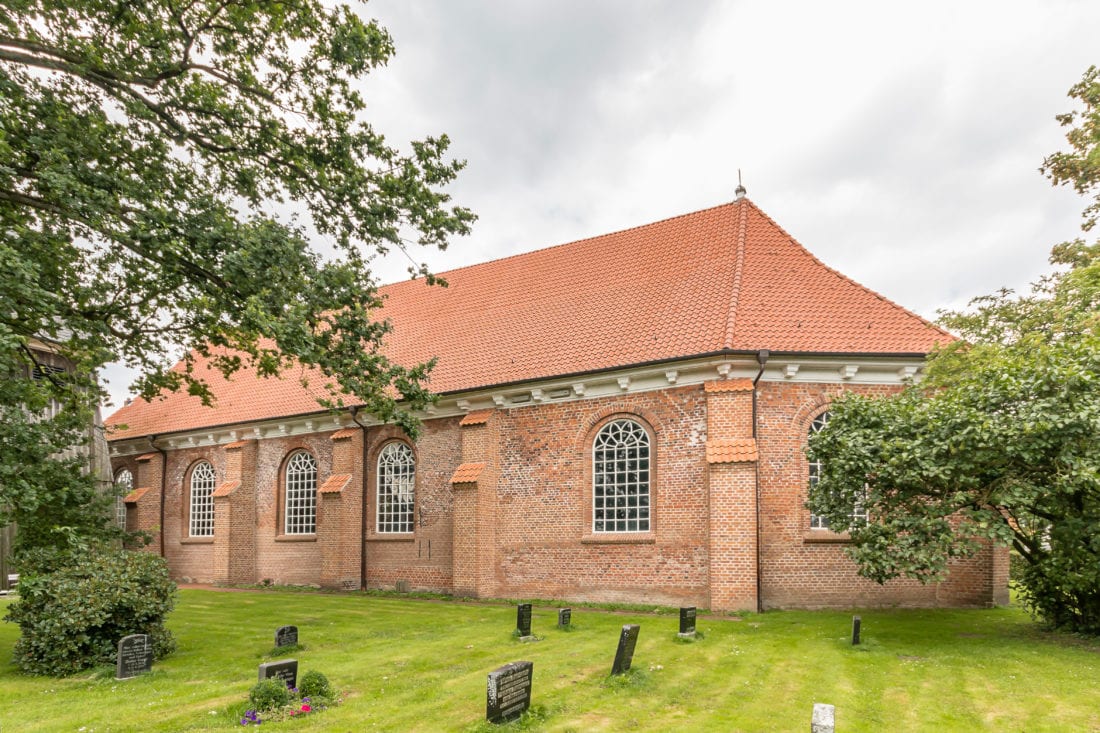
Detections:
[734, 169, 746, 200]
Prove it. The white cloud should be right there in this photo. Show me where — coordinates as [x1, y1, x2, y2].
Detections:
[102, 0, 1100, 408]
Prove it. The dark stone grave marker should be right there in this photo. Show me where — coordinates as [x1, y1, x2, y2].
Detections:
[851, 616, 861, 646]
[678, 607, 697, 637]
[486, 660, 534, 724]
[558, 608, 571, 628]
[274, 625, 298, 648]
[258, 659, 298, 689]
[516, 603, 533, 638]
[610, 624, 640, 675]
[116, 633, 153, 680]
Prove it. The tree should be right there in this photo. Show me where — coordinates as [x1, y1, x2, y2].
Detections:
[0, 1, 474, 555]
[808, 66, 1100, 634]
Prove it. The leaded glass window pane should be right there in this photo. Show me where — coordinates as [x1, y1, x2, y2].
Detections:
[377, 442, 415, 533]
[593, 419, 651, 533]
[189, 461, 216, 537]
[114, 469, 132, 529]
[808, 412, 830, 529]
[284, 451, 317, 535]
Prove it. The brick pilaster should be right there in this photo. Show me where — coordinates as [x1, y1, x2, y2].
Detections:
[212, 440, 258, 584]
[450, 410, 498, 598]
[128, 452, 163, 555]
[704, 379, 759, 611]
[317, 428, 364, 590]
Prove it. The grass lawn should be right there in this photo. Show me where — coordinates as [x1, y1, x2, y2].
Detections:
[0, 589, 1097, 732]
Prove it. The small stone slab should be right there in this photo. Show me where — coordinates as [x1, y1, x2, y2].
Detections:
[678, 607, 697, 637]
[274, 625, 298, 648]
[851, 615, 861, 646]
[611, 624, 640, 675]
[516, 603, 532, 638]
[557, 608, 571, 628]
[259, 659, 298, 689]
[116, 634, 153, 680]
[812, 702, 835, 733]
[486, 660, 533, 724]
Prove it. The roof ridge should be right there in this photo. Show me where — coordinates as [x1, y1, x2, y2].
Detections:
[380, 199, 744, 290]
[722, 199, 749, 349]
[741, 200, 957, 341]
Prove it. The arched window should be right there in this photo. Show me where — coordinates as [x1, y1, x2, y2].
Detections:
[593, 418, 651, 533]
[808, 412, 867, 530]
[284, 451, 318, 535]
[808, 412, 830, 530]
[114, 468, 133, 529]
[188, 461, 216, 537]
[377, 442, 415, 533]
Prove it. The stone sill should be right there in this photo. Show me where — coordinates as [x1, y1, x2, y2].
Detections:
[366, 534, 415, 543]
[802, 530, 852, 544]
[179, 537, 214, 545]
[275, 534, 317, 543]
[581, 532, 656, 545]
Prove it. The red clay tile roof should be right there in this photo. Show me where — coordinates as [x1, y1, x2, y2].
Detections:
[704, 378, 754, 393]
[450, 462, 486, 484]
[319, 474, 351, 494]
[106, 199, 952, 440]
[706, 439, 758, 464]
[330, 428, 360, 440]
[212, 480, 240, 498]
[123, 487, 150, 503]
[459, 409, 494, 427]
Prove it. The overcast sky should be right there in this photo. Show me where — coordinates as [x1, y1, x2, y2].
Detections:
[102, 0, 1100, 409]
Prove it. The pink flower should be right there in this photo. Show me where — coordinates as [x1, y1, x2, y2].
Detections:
[301, 705, 311, 713]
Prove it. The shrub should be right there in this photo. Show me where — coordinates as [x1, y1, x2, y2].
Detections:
[249, 678, 292, 711]
[298, 669, 332, 700]
[5, 548, 177, 675]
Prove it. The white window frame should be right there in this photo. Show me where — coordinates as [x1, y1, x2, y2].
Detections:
[284, 451, 317, 535]
[808, 411, 867, 530]
[188, 461, 216, 537]
[376, 442, 415, 534]
[593, 418, 651, 533]
[114, 468, 133, 529]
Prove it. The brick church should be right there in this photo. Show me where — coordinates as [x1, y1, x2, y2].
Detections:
[106, 195, 1009, 611]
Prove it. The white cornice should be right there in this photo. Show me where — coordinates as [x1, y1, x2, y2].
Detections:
[108, 354, 924, 457]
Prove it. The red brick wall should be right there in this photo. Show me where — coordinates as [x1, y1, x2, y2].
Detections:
[362, 418, 458, 592]
[489, 386, 710, 607]
[111, 377, 1006, 608]
[755, 380, 1005, 609]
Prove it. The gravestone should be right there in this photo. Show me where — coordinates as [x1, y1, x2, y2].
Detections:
[678, 607, 697, 638]
[610, 624, 640, 675]
[258, 659, 299, 689]
[486, 660, 534, 724]
[811, 702, 835, 733]
[516, 603, 533, 638]
[851, 615, 861, 646]
[116, 633, 153, 680]
[558, 608, 571, 628]
[274, 625, 298, 648]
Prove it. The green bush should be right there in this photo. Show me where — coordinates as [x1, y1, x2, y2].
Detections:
[298, 669, 332, 700]
[249, 678, 292, 711]
[5, 548, 177, 675]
